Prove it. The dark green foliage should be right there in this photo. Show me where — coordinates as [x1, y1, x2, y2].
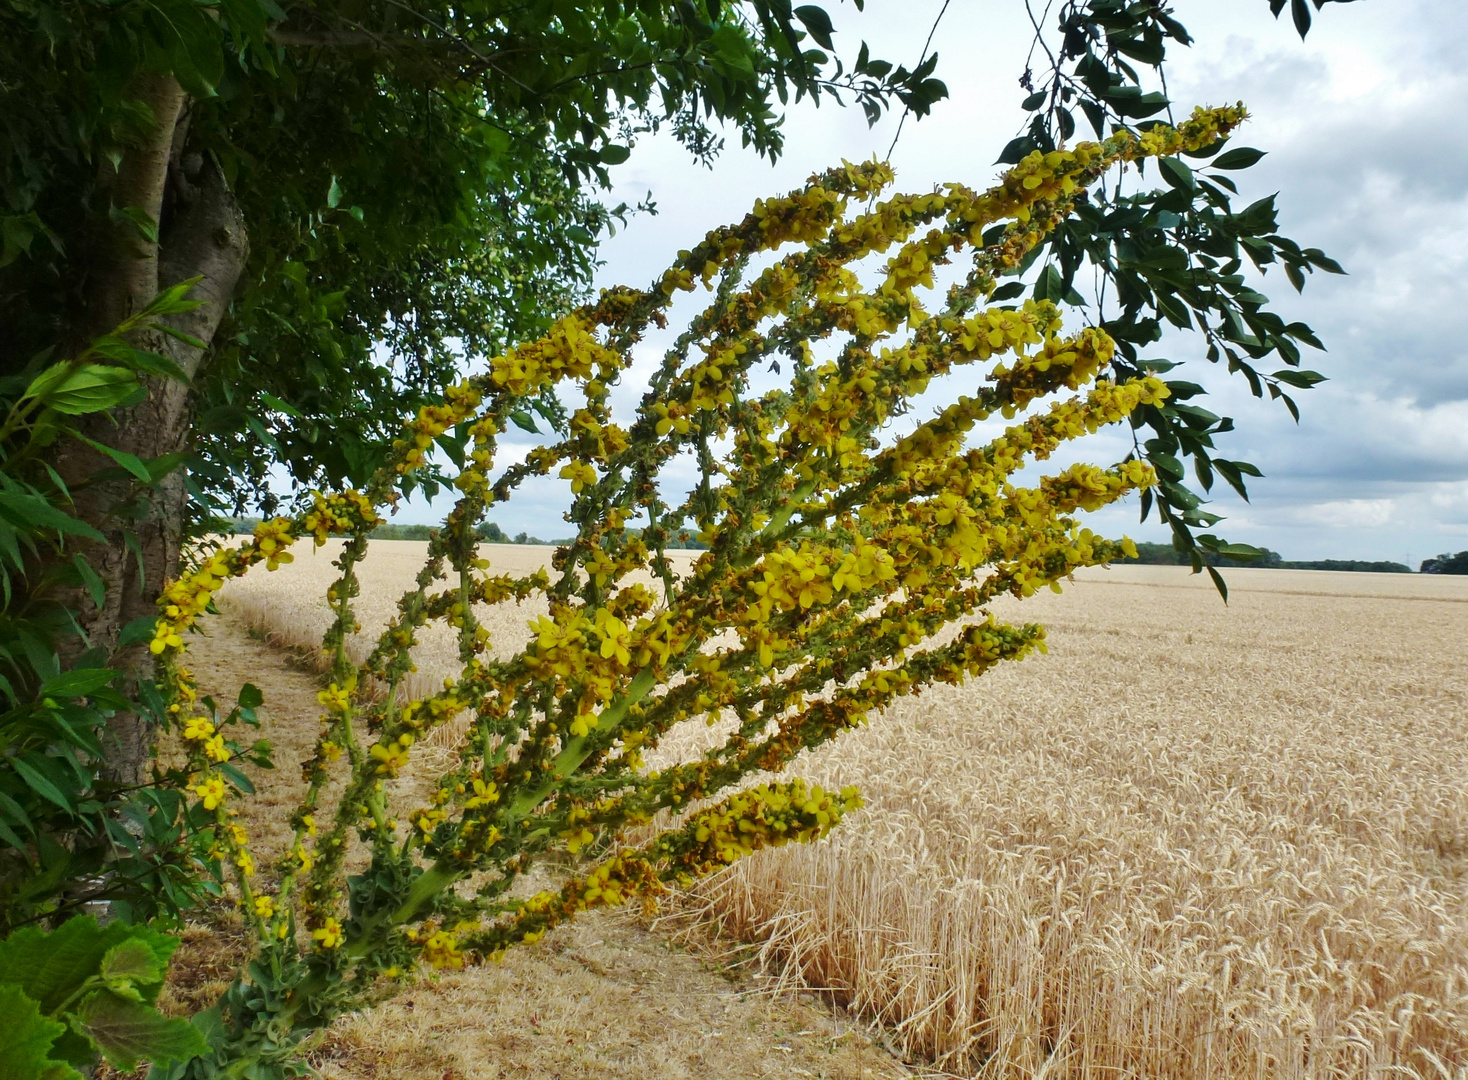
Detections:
[1120, 544, 1411, 573]
[1007, 1, 1348, 588]
[1119, 541, 1280, 567]
[0, 915, 205, 1078]
[0, 0, 940, 526]
[0, 294, 249, 934]
[1421, 551, 1468, 575]
[1280, 559, 1411, 573]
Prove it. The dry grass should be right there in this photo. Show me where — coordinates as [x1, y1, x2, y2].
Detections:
[176, 602, 912, 1080]
[218, 544, 1468, 1078]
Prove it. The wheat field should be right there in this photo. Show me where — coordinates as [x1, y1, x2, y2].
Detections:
[218, 541, 1468, 1078]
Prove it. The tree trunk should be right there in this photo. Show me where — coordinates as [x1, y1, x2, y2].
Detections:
[55, 74, 249, 787]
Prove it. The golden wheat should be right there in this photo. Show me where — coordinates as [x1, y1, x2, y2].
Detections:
[219, 546, 1468, 1078]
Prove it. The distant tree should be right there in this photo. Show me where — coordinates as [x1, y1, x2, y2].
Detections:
[1421, 551, 1468, 575]
[1120, 543, 1282, 568]
[1280, 559, 1412, 574]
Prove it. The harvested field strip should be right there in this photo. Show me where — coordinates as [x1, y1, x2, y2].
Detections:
[220, 548, 1468, 1078]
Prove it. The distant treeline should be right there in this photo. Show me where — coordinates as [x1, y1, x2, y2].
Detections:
[224, 518, 707, 549]
[1118, 542, 1413, 574]
[1421, 551, 1468, 575]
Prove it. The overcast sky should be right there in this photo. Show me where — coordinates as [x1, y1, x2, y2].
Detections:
[425, 1, 1468, 566]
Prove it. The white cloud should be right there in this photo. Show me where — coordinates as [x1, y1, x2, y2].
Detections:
[401, 1, 1468, 558]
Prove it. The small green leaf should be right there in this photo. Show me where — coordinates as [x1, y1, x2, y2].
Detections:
[509, 410, 539, 434]
[11, 757, 72, 813]
[71, 555, 105, 610]
[0, 490, 105, 541]
[218, 762, 255, 795]
[237, 683, 263, 710]
[259, 391, 301, 417]
[39, 365, 138, 416]
[1158, 157, 1194, 191]
[100, 940, 164, 986]
[118, 615, 159, 649]
[77, 436, 152, 482]
[1211, 146, 1266, 170]
[793, 5, 835, 49]
[326, 176, 343, 209]
[1206, 564, 1229, 602]
[41, 669, 117, 698]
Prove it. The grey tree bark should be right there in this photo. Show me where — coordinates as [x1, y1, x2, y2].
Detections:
[55, 73, 249, 786]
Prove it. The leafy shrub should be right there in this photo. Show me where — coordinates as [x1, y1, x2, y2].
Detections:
[0, 916, 206, 1077]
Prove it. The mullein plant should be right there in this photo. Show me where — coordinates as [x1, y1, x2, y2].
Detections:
[151, 105, 1262, 1076]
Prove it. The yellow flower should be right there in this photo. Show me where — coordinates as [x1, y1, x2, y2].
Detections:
[202, 734, 230, 763]
[312, 917, 344, 949]
[182, 716, 215, 741]
[192, 776, 227, 811]
[253, 894, 276, 919]
[422, 930, 464, 970]
[464, 779, 499, 809]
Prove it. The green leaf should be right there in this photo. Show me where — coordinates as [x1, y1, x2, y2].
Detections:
[259, 392, 301, 418]
[118, 615, 159, 649]
[598, 144, 631, 165]
[509, 410, 539, 434]
[1206, 564, 1229, 602]
[217, 762, 255, 795]
[0, 490, 105, 542]
[793, 5, 835, 49]
[1158, 157, 1194, 192]
[70, 991, 206, 1071]
[0, 985, 77, 1080]
[137, 278, 202, 320]
[0, 918, 122, 1014]
[326, 176, 343, 209]
[1210, 146, 1266, 170]
[99, 940, 164, 987]
[237, 683, 263, 710]
[1271, 368, 1326, 389]
[1215, 543, 1265, 560]
[38, 365, 138, 416]
[70, 555, 105, 610]
[21, 363, 74, 403]
[41, 669, 117, 698]
[76, 436, 151, 483]
[11, 757, 73, 814]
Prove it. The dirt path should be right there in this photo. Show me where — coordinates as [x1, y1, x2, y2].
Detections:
[173, 610, 912, 1080]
